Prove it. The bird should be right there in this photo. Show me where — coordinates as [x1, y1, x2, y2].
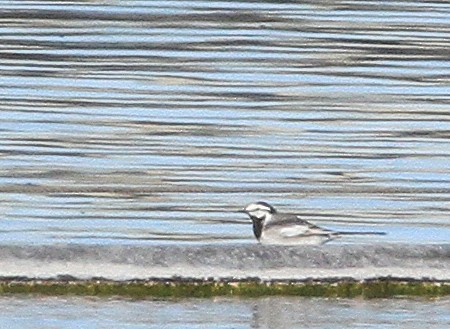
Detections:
[239, 201, 386, 245]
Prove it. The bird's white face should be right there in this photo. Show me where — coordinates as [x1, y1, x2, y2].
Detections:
[243, 203, 274, 220]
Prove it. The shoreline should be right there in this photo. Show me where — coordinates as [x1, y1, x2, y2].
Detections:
[0, 243, 448, 297]
[1, 277, 449, 298]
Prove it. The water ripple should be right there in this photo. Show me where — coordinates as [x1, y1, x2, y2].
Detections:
[0, 0, 449, 244]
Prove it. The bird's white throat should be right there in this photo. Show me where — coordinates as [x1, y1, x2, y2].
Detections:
[249, 210, 273, 223]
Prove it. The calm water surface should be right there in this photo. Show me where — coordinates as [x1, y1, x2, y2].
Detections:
[0, 0, 450, 245]
[0, 296, 449, 329]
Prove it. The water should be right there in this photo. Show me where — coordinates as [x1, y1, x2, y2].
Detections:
[1, 0, 450, 246]
[0, 296, 448, 329]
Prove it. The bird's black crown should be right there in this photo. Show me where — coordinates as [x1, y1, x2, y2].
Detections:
[255, 201, 277, 214]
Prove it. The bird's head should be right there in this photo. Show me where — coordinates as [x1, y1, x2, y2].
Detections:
[239, 201, 277, 220]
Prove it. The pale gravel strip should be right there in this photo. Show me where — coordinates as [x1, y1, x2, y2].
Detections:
[0, 244, 448, 281]
[0, 261, 449, 281]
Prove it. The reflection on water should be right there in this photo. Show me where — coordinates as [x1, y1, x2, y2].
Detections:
[1, 0, 450, 244]
[0, 296, 449, 329]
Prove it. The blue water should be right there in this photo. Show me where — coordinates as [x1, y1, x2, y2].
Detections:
[0, 0, 449, 246]
[0, 296, 448, 329]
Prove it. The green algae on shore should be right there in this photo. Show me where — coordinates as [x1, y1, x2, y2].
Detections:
[0, 278, 449, 298]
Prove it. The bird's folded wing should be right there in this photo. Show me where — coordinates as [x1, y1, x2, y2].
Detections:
[279, 225, 331, 238]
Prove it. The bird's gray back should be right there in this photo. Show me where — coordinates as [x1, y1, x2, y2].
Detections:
[264, 212, 322, 230]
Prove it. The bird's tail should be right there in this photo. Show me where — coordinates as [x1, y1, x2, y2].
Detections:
[335, 231, 386, 236]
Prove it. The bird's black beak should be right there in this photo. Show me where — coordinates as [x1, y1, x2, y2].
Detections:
[237, 209, 247, 214]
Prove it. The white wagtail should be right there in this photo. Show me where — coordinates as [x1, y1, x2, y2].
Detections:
[239, 201, 386, 245]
